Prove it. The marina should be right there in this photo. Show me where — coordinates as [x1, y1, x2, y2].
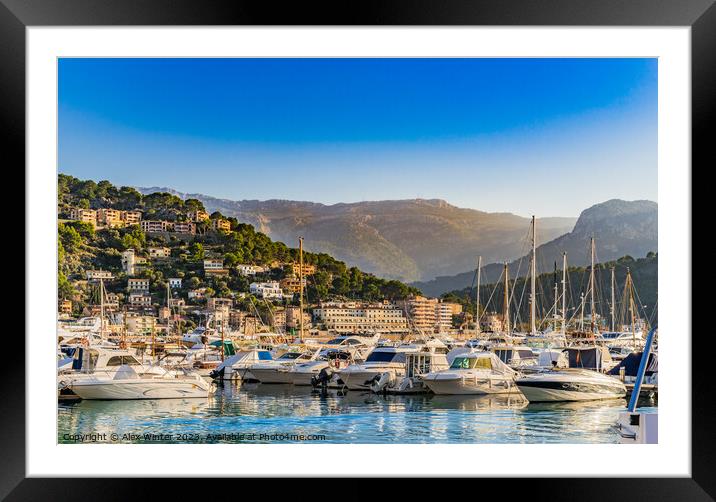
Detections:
[57, 216, 658, 444]
[58, 382, 657, 444]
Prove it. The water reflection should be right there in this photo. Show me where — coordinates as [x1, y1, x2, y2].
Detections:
[58, 383, 656, 444]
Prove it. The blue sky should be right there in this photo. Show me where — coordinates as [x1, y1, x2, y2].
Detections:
[58, 58, 657, 217]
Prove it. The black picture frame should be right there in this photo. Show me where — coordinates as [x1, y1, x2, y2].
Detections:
[4, 0, 711, 498]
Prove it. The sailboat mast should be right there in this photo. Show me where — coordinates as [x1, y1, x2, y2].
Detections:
[589, 235, 596, 333]
[99, 278, 105, 339]
[561, 252, 567, 337]
[299, 236, 305, 342]
[553, 261, 558, 331]
[475, 256, 482, 337]
[610, 267, 616, 332]
[530, 216, 537, 336]
[503, 262, 510, 334]
[626, 268, 636, 347]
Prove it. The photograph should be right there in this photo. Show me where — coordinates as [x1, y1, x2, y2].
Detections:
[55, 57, 659, 445]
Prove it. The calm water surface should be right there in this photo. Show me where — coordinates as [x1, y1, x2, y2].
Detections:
[58, 383, 657, 444]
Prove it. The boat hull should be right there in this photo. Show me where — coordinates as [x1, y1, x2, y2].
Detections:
[69, 380, 214, 400]
[423, 376, 517, 395]
[250, 368, 294, 384]
[339, 369, 394, 390]
[516, 380, 626, 402]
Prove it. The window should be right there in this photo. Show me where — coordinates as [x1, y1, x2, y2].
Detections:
[366, 351, 401, 363]
[106, 355, 141, 366]
[450, 356, 492, 370]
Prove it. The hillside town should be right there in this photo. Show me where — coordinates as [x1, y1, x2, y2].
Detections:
[58, 177, 471, 341]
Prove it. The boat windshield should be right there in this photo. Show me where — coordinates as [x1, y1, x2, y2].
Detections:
[450, 356, 492, 370]
[366, 351, 404, 363]
[278, 352, 302, 360]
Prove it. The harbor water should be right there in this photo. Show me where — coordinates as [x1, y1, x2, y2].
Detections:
[58, 383, 657, 444]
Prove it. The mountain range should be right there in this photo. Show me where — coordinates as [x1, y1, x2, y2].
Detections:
[136, 187, 656, 292]
[137, 186, 576, 282]
[412, 199, 658, 297]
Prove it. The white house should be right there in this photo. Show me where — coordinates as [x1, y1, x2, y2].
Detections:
[168, 277, 182, 289]
[236, 264, 267, 276]
[249, 281, 284, 300]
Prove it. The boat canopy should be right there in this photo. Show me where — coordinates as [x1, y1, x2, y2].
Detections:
[209, 340, 236, 355]
[607, 351, 658, 377]
[562, 347, 612, 371]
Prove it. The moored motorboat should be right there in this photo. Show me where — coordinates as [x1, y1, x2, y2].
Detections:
[66, 365, 216, 400]
[250, 349, 318, 384]
[337, 344, 421, 391]
[515, 368, 626, 402]
[421, 351, 518, 395]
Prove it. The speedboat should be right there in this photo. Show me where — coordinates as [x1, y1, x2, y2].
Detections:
[515, 368, 626, 402]
[288, 350, 353, 386]
[338, 344, 425, 391]
[250, 349, 318, 384]
[65, 365, 216, 400]
[209, 349, 273, 381]
[421, 351, 518, 395]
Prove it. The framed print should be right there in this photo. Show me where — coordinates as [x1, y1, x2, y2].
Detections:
[4, 0, 713, 498]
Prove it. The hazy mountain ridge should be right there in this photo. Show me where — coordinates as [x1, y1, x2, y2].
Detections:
[136, 186, 576, 281]
[411, 199, 658, 297]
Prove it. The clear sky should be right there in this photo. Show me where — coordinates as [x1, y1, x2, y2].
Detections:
[59, 58, 657, 217]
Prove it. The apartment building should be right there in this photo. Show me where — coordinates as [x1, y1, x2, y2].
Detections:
[401, 295, 463, 333]
[288, 262, 316, 276]
[168, 277, 182, 289]
[204, 259, 229, 276]
[141, 220, 169, 233]
[125, 313, 156, 334]
[121, 210, 142, 225]
[249, 281, 284, 300]
[69, 208, 97, 225]
[85, 269, 114, 281]
[128, 292, 152, 307]
[187, 210, 209, 222]
[148, 246, 171, 258]
[172, 221, 196, 234]
[279, 276, 306, 294]
[313, 301, 409, 335]
[96, 208, 122, 227]
[127, 278, 150, 292]
[207, 297, 233, 311]
[211, 218, 231, 232]
[436, 301, 463, 332]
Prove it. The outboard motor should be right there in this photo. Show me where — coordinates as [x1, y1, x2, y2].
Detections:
[368, 372, 392, 394]
[209, 367, 225, 382]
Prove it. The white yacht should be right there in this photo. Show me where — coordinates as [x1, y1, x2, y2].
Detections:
[66, 365, 216, 400]
[421, 351, 518, 395]
[250, 350, 318, 384]
[337, 344, 423, 391]
[515, 368, 627, 402]
[370, 344, 450, 394]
